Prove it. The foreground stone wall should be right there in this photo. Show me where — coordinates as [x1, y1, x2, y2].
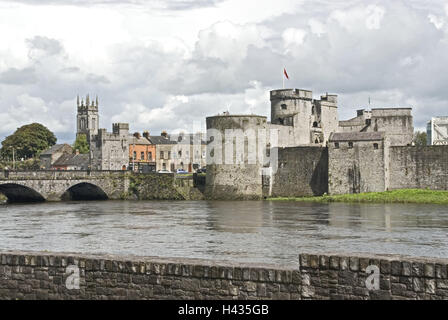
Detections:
[1, 251, 447, 300]
[389, 146, 448, 190]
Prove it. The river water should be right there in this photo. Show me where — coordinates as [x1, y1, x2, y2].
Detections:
[0, 200, 447, 265]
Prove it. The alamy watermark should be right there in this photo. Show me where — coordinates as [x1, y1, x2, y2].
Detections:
[365, 265, 380, 291]
[169, 121, 280, 175]
[65, 264, 80, 290]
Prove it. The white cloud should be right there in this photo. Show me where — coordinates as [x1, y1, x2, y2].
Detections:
[428, 14, 445, 29]
[365, 5, 385, 30]
[282, 28, 307, 49]
[308, 19, 326, 36]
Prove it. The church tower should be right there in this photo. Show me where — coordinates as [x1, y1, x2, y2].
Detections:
[76, 94, 99, 142]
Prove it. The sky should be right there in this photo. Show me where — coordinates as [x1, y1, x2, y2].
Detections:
[1, 0, 448, 143]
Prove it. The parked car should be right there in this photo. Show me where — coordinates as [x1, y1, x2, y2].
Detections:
[176, 168, 188, 174]
[158, 169, 171, 173]
[197, 167, 206, 173]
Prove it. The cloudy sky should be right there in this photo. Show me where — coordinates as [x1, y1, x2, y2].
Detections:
[1, 0, 447, 143]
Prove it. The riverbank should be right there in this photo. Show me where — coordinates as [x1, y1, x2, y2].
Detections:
[268, 189, 448, 205]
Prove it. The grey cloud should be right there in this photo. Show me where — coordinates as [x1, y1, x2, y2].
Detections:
[26, 36, 63, 57]
[5, 0, 225, 10]
[86, 73, 111, 84]
[0, 67, 36, 85]
[2, 0, 448, 142]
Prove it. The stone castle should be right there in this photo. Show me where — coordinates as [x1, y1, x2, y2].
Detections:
[204, 88, 446, 200]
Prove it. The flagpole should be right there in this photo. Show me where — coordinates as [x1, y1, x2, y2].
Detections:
[282, 67, 284, 89]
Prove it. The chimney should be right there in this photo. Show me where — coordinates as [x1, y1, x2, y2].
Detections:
[161, 131, 168, 138]
[143, 131, 150, 139]
[133, 132, 141, 139]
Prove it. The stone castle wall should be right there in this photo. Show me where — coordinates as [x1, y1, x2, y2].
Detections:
[388, 146, 448, 190]
[329, 139, 387, 195]
[269, 147, 328, 197]
[1, 251, 447, 300]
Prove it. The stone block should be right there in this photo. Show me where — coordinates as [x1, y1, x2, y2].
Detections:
[424, 264, 435, 278]
[435, 265, 447, 279]
[349, 257, 359, 271]
[329, 256, 339, 270]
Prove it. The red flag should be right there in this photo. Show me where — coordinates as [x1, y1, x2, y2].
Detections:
[283, 68, 289, 80]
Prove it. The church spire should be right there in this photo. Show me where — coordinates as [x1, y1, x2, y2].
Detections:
[77, 95, 79, 107]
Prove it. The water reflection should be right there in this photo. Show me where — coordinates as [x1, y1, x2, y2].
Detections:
[0, 200, 447, 265]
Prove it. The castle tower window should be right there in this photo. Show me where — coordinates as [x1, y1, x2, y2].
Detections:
[348, 142, 353, 149]
[334, 142, 339, 149]
[373, 143, 379, 150]
[313, 121, 318, 128]
[281, 104, 287, 110]
[312, 106, 315, 115]
[160, 151, 164, 159]
[168, 151, 171, 159]
[278, 118, 284, 125]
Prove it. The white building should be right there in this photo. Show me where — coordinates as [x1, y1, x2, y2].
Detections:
[426, 117, 448, 145]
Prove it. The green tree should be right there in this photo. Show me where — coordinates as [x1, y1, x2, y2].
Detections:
[73, 134, 90, 154]
[1, 123, 57, 160]
[413, 131, 427, 146]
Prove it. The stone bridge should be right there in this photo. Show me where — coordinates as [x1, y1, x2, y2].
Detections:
[0, 170, 129, 202]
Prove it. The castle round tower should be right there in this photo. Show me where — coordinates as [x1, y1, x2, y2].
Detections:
[270, 89, 314, 145]
[205, 114, 268, 200]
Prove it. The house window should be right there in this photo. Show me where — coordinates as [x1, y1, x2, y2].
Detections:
[373, 143, 379, 150]
[334, 142, 339, 149]
[168, 151, 171, 159]
[162, 163, 166, 170]
[281, 104, 287, 110]
[348, 142, 353, 149]
[133, 151, 137, 160]
[140, 151, 145, 160]
[148, 152, 152, 160]
[178, 150, 182, 158]
[160, 151, 164, 159]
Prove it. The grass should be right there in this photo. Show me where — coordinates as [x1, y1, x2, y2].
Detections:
[267, 189, 448, 205]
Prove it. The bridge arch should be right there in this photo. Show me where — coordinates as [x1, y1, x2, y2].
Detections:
[0, 183, 46, 203]
[61, 182, 109, 201]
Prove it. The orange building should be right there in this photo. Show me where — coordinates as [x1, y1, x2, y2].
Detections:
[129, 131, 156, 172]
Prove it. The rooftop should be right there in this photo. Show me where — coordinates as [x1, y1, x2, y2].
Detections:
[53, 153, 89, 167]
[40, 144, 72, 156]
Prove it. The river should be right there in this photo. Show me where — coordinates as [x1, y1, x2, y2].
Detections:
[0, 200, 447, 265]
